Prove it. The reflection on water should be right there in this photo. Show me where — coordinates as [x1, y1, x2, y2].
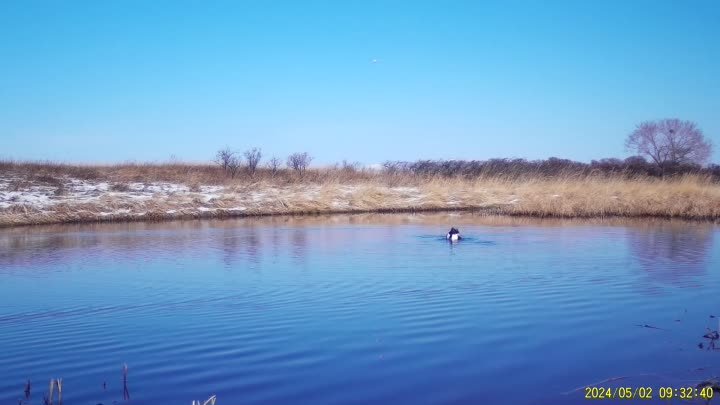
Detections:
[220, 225, 263, 267]
[628, 222, 714, 287]
[291, 227, 307, 264]
[0, 214, 719, 405]
[2, 214, 715, 285]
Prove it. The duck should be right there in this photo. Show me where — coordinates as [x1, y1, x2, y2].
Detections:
[446, 227, 461, 241]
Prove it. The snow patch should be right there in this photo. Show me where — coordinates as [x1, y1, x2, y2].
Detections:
[99, 209, 131, 216]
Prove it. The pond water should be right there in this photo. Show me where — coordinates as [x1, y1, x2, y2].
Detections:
[1, 213, 718, 405]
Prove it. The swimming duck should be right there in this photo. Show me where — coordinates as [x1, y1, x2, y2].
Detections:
[446, 227, 461, 241]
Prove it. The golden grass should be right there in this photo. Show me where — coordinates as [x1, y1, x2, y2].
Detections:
[0, 160, 377, 185]
[438, 175, 720, 219]
[1, 161, 719, 227]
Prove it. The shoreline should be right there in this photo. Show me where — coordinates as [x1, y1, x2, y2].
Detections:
[2, 166, 720, 228]
[3, 196, 720, 229]
[4, 204, 720, 229]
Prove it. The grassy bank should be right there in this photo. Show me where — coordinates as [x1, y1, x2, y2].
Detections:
[1, 161, 719, 227]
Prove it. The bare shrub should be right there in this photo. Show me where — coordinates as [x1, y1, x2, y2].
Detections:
[379, 156, 718, 180]
[382, 161, 403, 175]
[287, 152, 313, 176]
[244, 147, 262, 176]
[110, 182, 130, 192]
[9, 179, 31, 192]
[341, 160, 362, 172]
[34, 174, 62, 186]
[54, 184, 66, 196]
[65, 166, 101, 180]
[708, 164, 720, 179]
[267, 156, 282, 177]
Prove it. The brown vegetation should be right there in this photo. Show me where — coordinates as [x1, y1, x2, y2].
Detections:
[1, 159, 719, 227]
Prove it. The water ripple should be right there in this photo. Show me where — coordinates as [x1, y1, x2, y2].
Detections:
[0, 214, 718, 404]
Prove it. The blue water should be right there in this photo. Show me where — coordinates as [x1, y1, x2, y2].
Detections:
[1, 214, 718, 405]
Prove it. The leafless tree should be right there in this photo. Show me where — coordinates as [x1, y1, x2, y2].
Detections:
[215, 147, 236, 172]
[267, 156, 282, 177]
[243, 147, 262, 176]
[626, 119, 712, 173]
[226, 154, 242, 178]
[215, 147, 243, 178]
[286, 152, 313, 176]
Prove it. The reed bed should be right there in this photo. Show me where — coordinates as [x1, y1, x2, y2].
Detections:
[1, 161, 719, 227]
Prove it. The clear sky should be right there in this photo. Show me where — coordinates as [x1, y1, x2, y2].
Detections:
[1, 0, 718, 165]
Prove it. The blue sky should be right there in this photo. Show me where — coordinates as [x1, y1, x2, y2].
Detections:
[1, 0, 718, 165]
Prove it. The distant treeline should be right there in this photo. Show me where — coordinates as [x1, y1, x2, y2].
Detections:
[382, 157, 720, 179]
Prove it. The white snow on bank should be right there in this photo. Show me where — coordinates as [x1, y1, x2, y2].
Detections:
[69, 180, 110, 193]
[0, 176, 224, 211]
[331, 200, 350, 209]
[1, 175, 489, 220]
[201, 186, 224, 193]
[99, 209, 132, 216]
[0, 190, 54, 208]
[392, 186, 419, 193]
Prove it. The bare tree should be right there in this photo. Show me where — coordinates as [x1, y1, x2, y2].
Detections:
[267, 156, 282, 177]
[286, 152, 313, 176]
[215, 147, 243, 178]
[215, 147, 236, 172]
[226, 154, 242, 178]
[626, 119, 712, 173]
[243, 147, 262, 176]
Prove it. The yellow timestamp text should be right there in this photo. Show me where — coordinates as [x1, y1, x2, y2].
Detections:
[584, 386, 715, 401]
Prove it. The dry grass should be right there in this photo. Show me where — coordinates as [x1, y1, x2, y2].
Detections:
[0, 160, 378, 185]
[1, 160, 719, 227]
[436, 175, 720, 219]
